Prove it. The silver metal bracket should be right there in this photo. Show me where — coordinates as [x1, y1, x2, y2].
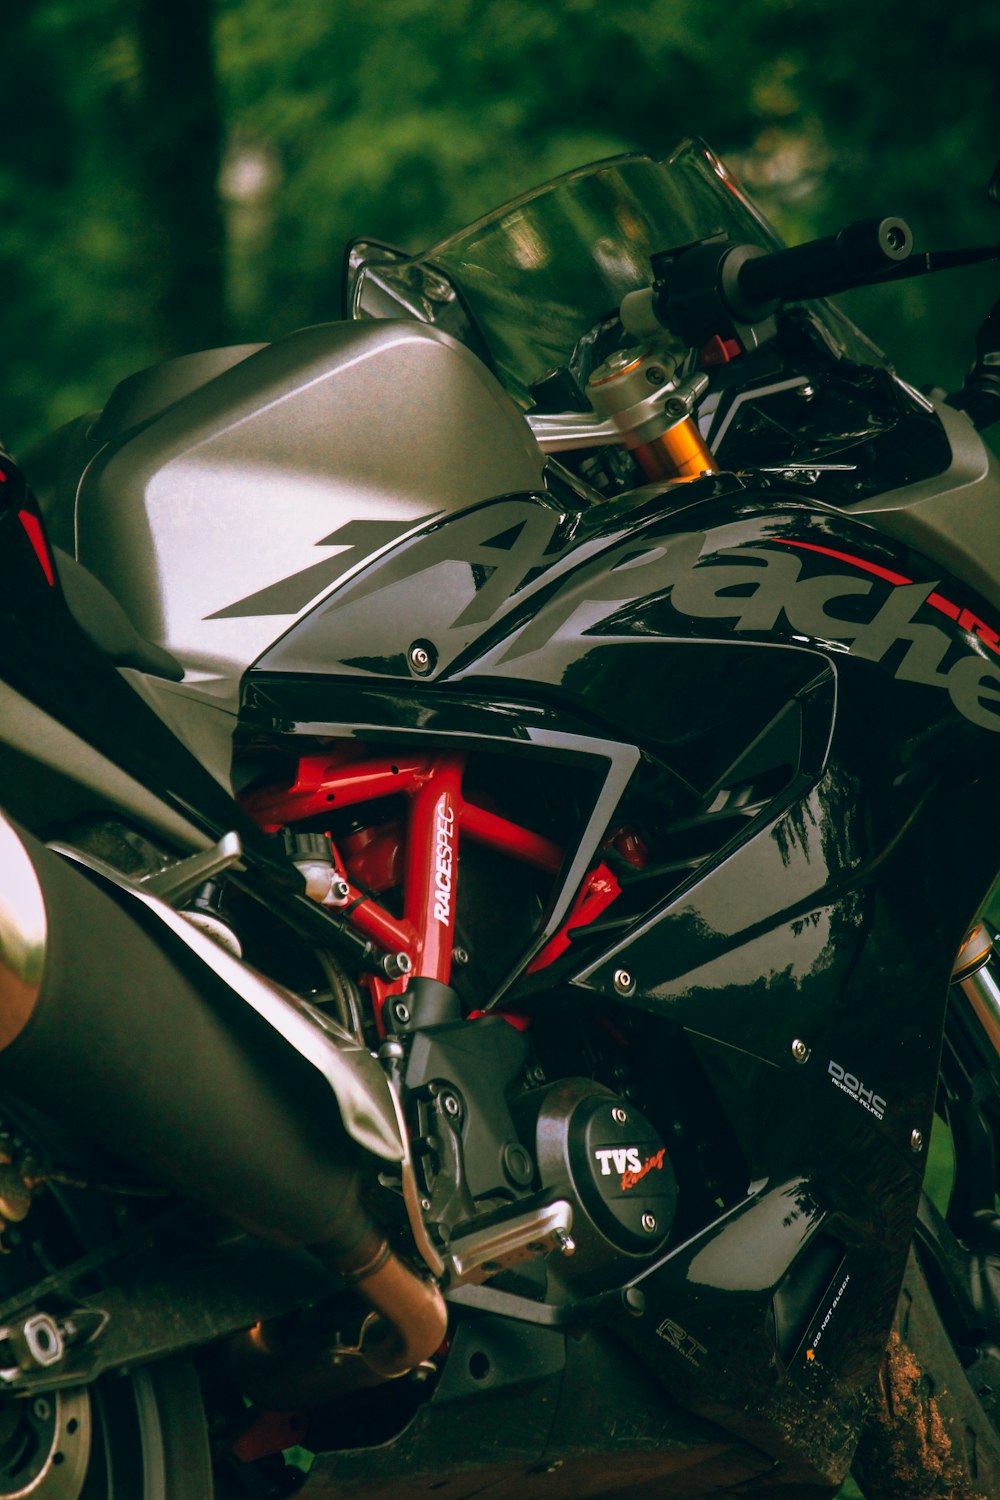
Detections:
[0, 1307, 108, 1391]
[141, 831, 244, 903]
[47, 831, 244, 908]
[446, 1200, 574, 1287]
[527, 409, 623, 453]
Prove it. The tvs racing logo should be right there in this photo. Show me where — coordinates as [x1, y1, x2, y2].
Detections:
[594, 1147, 667, 1191]
[432, 800, 455, 924]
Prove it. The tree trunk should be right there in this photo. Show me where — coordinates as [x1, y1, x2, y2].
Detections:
[131, 0, 229, 355]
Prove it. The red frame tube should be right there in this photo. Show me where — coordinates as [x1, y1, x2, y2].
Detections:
[240, 746, 567, 1026]
[243, 752, 435, 832]
[405, 754, 464, 985]
[461, 803, 562, 875]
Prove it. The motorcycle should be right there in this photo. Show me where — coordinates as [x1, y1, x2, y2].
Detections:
[1, 135, 1000, 1498]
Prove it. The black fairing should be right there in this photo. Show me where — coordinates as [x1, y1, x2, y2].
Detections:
[703, 332, 954, 506]
[245, 475, 1000, 1483]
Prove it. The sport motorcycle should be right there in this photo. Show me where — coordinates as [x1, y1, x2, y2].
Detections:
[2, 136, 1000, 1498]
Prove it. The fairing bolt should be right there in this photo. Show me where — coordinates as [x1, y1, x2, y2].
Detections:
[641, 1213, 657, 1233]
[910, 1128, 925, 1153]
[791, 1038, 811, 1064]
[408, 643, 433, 675]
[392, 1001, 411, 1026]
[613, 969, 636, 996]
[453, 946, 470, 966]
[612, 1107, 628, 1125]
[441, 1092, 462, 1119]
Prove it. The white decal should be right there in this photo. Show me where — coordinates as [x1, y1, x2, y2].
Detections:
[432, 802, 455, 924]
[807, 1272, 851, 1360]
[828, 1060, 886, 1120]
[594, 1147, 643, 1176]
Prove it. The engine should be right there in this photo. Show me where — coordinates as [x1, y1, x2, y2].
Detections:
[214, 734, 731, 1315]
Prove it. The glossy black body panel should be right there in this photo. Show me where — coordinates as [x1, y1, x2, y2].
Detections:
[704, 339, 953, 508]
[247, 474, 1000, 1485]
[6, 334, 1000, 1486]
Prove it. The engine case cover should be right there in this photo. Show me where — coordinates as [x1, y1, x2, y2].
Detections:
[535, 1079, 675, 1289]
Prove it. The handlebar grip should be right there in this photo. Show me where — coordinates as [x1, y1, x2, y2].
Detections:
[732, 217, 913, 312]
[947, 293, 1000, 430]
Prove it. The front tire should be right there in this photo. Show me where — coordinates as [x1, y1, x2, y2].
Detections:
[851, 1246, 1000, 1499]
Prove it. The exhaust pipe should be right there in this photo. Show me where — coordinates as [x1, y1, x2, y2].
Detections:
[0, 815, 46, 1050]
[0, 814, 445, 1372]
[226, 1228, 450, 1408]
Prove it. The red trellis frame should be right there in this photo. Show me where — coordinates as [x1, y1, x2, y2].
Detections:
[241, 746, 565, 1028]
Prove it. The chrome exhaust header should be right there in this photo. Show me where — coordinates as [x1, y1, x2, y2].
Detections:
[0, 814, 46, 1051]
[955, 921, 1000, 1058]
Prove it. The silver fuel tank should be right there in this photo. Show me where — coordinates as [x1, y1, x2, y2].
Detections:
[71, 321, 544, 694]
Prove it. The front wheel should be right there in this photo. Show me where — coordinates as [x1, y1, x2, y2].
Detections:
[851, 1244, 1000, 1499]
[851, 937, 1000, 1498]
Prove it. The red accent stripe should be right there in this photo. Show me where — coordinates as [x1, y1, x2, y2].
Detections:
[774, 537, 1000, 658]
[927, 591, 959, 619]
[17, 510, 55, 587]
[773, 537, 911, 586]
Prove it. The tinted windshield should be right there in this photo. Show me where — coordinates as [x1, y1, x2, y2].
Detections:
[347, 139, 883, 406]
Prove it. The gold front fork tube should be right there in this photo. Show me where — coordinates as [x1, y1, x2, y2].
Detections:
[632, 415, 719, 483]
[954, 922, 1000, 1057]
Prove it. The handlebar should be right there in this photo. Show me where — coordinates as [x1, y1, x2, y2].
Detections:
[622, 205, 1000, 429]
[641, 216, 916, 348]
[731, 217, 914, 313]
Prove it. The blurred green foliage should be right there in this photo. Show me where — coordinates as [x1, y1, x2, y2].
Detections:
[2, 0, 1000, 454]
